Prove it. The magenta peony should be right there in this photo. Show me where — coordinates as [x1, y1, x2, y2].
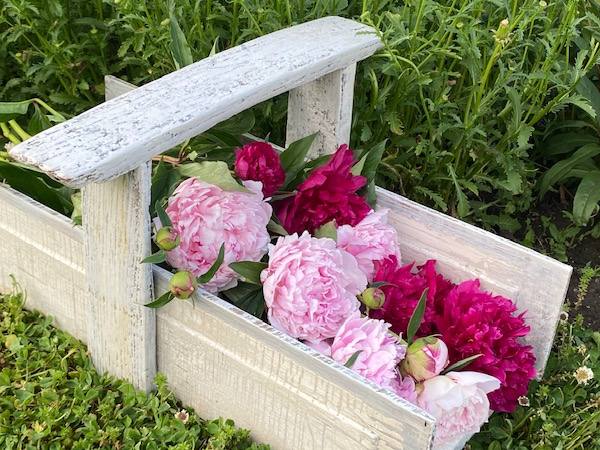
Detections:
[434, 280, 537, 413]
[329, 313, 404, 387]
[389, 373, 418, 404]
[417, 371, 500, 448]
[261, 232, 366, 342]
[165, 178, 272, 293]
[337, 208, 402, 281]
[370, 257, 454, 337]
[234, 141, 285, 197]
[276, 144, 370, 234]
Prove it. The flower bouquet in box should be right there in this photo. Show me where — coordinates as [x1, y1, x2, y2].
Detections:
[144, 122, 536, 448]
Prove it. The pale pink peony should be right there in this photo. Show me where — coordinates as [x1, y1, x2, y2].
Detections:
[337, 209, 402, 281]
[402, 337, 449, 382]
[262, 232, 366, 342]
[417, 371, 501, 448]
[389, 373, 418, 404]
[165, 178, 272, 293]
[329, 313, 405, 386]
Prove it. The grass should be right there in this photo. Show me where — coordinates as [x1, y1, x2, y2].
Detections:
[0, 285, 269, 450]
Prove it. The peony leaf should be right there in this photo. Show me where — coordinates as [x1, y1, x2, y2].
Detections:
[145, 291, 174, 308]
[406, 288, 429, 344]
[442, 354, 483, 374]
[198, 243, 225, 284]
[178, 161, 249, 192]
[222, 282, 265, 318]
[155, 200, 172, 227]
[141, 249, 166, 264]
[360, 139, 387, 183]
[229, 261, 268, 285]
[268, 218, 288, 236]
[351, 153, 367, 176]
[344, 350, 362, 369]
[280, 133, 318, 186]
[314, 220, 337, 240]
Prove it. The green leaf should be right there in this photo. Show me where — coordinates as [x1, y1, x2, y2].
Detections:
[576, 76, 600, 123]
[151, 160, 181, 213]
[178, 161, 248, 192]
[169, 12, 193, 69]
[141, 250, 166, 264]
[442, 354, 483, 374]
[0, 100, 32, 122]
[145, 291, 174, 308]
[344, 350, 362, 369]
[222, 282, 265, 317]
[198, 244, 225, 284]
[539, 144, 600, 196]
[447, 164, 470, 217]
[360, 140, 387, 183]
[406, 288, 428, 344]
[229, 261, 267, 285]
[314, 220, 337, 240]
[280, 134, 318, 186]
[351, 152, 367, 176]
[155, 200, 172, 227]
[268, 218, 288, 236]
[541, 132, 599, 157]
[573, 171, 600, 225]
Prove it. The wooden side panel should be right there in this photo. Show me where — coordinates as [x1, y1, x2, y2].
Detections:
[378, 188, 572, 376]
[0, 185, 87, 341]
[154, 267, 435, 450]
[9, 17, 381, 187]
[80, 77, 156, 391]
[286, 64, 356, 158]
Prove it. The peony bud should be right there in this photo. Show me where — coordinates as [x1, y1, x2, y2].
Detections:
[169, 271, 197, 299]
[156, 227, 180, 251]
[359, 287, 386, 309]
[401, 336, 449, 382]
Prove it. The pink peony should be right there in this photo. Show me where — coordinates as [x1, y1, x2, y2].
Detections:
[234, 141, 285, 197]
[389, 373, 418, 404]
[261, 232, 366, 342]
[402, 336, 449, 382]
[275, 144, 371, 234]
[434, 280, 537, 413]
[417, 371, 500, 448]
[329, 313, 404, 386]
[337, 209, 402, 281]
[370, 257, 454, 337]
[165, 178, 272, 293]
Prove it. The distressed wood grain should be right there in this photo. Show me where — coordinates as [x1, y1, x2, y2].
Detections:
[81, 77, 156, 391]
[286, 64, 356, 158]
[0, 185, 86, 341]
[9, 17, 381, 187]
[154, 266, 436, 450]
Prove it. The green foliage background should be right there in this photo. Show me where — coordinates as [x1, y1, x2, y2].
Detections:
[2, 0, 600, 226]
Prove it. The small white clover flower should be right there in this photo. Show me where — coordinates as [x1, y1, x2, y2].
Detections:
[175, 409, 189, 424]
[518, 395, 530, 407]
[559, 311, 569, 322]
[539, 0, 547, 7]
[574, 366, 594, 385]
[577, 344, 587, 355]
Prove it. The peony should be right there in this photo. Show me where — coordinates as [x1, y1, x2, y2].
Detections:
[337, 209, 402, 281]
[164, 178, 272, 293]
[262, 232, 366, 342]
[417, 371, 500, 448]
[329, 313, 404, 386]
[275, 144, 370, 234]
[234, 141, 285, 197]
[370, 257, 454, 337]
[435, 280, 537, 413]
[389, 373, 418, 404]
[402, 336, 449, 382]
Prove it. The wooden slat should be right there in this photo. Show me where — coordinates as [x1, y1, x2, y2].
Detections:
[154, 267, 435, 450]
[8, 17, 381, 187]
[0, 185, 87, 341]
[378, 188, 572, 376]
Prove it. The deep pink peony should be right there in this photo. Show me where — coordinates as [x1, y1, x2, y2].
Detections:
[276, 144, 370, 234]
[417, 371, 500, 448]
[370, 256, 454, 337]
[234, 141, 285, 197]
[434, 280, 537, 413]
[261, 232, 367, 342]
[164, 178, 272, 293]
[329, 313, 405, 387]
[337, 209, 402, 281]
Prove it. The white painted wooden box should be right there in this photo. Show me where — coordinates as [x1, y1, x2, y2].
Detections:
[1, 17, 571, 450]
